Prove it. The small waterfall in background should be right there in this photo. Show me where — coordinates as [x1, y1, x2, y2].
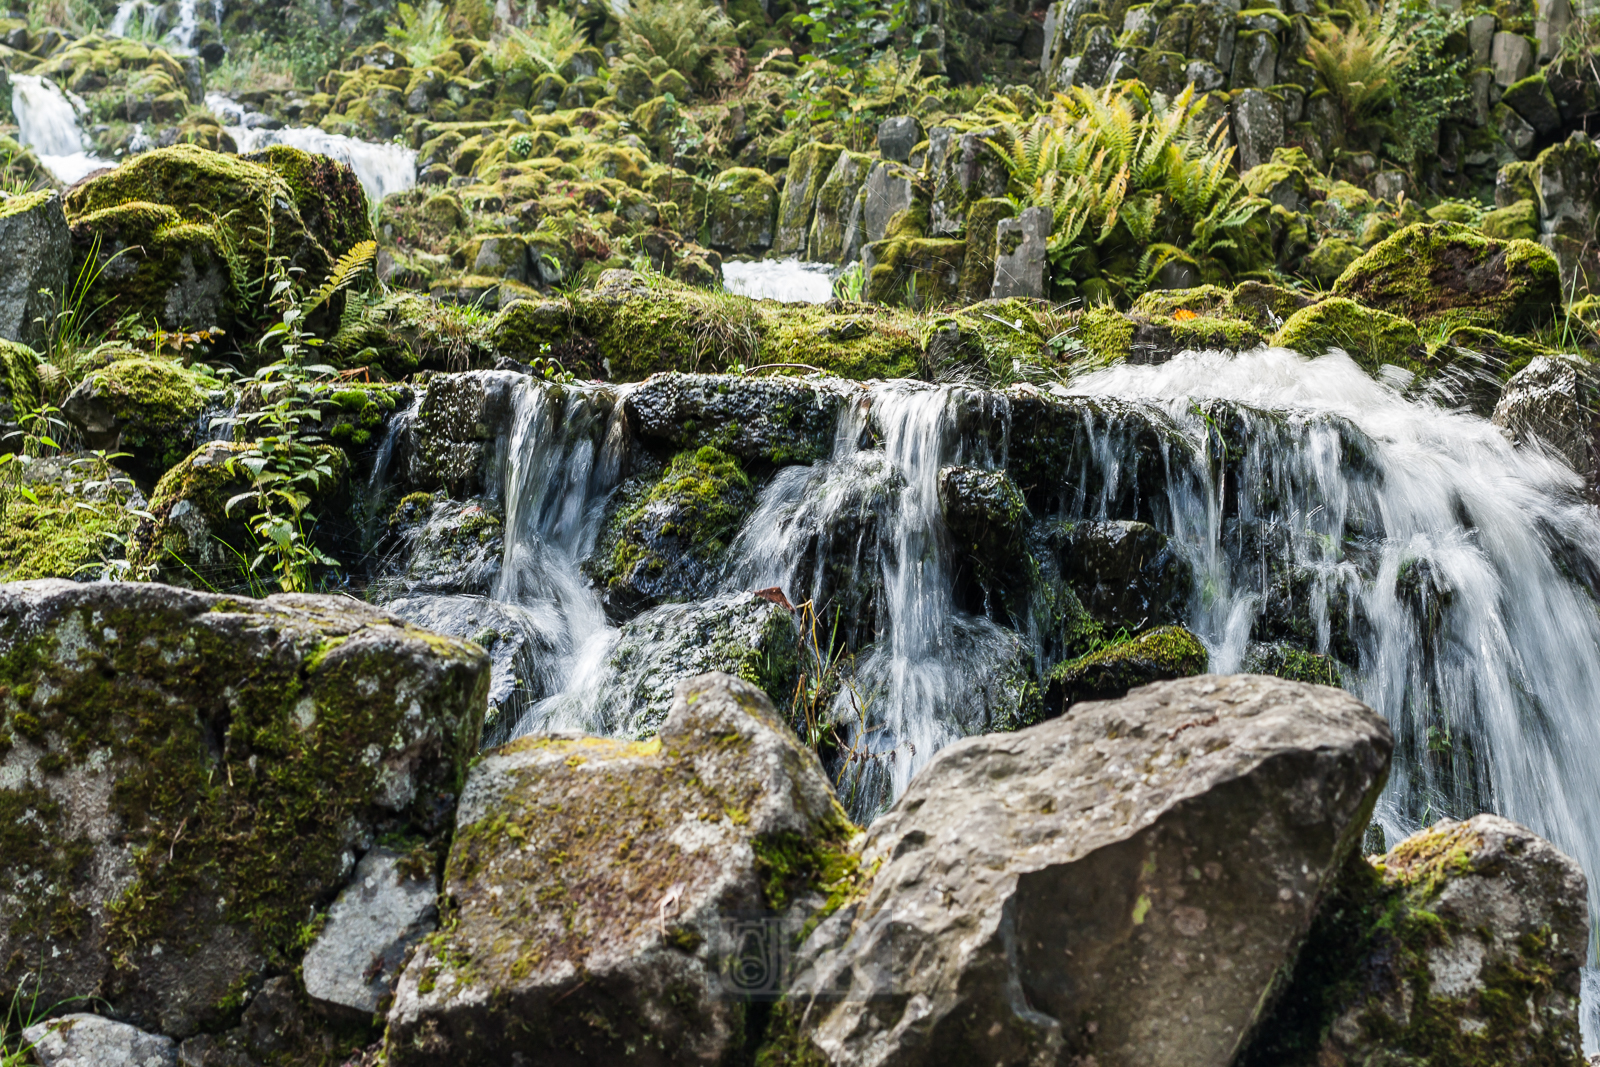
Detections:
[722, 259, 834, 303]
[10, 75, 115, 185]
[108, 0, 204, 51]
[208, 93, 419, 205]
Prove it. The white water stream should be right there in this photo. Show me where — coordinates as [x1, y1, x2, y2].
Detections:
[109, 0, 204, 52]
[207, 93, 418, 205]
[10, 75, 115, 185]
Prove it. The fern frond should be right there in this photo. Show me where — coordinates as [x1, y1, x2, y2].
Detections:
[306, 240, 378, 315]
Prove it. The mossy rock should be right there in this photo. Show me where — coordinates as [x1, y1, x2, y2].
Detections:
[591, 444, 755, 616]
[1132, 284, 1231, 318]
[623, 372, 846, 466]
[60, 356, 211, 485]
[1273, 298, 1425, 376]
[67, 202, 232, 333]
[1303, 237, 1363, 286]
[1044, 625, 1208, 714]
[0, 579, 487, 1037]
[704, 167, 778, 254]
[0, 471, 136, 582]
[64, 145, 371, 335]
[0, 339, 40, 445]
[1481, 198, 1540, 242]
[128, 439, 351, 591]
[865, 237, 965, 309]
[1331, 222, 1562, 332]
[1226, 280, 1311, 330]
[1240, 815, 1586, 1067]
[384, 673, 849, 1066]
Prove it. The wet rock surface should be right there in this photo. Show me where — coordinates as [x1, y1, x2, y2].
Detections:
[624, 372, 849, 467]
[784, 674, 1393, 1067]
[384, 672, 850, 1067]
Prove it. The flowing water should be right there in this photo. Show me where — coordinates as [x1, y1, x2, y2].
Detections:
[722, 258, 835, 303]
[10, 75, 115, 185]
[372, 347, 1600, 1044]
[208, 94, 418, 205]
[109, 0, 205, 51]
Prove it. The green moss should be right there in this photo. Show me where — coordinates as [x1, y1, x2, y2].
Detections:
[1481, 199, 1540, 242]
[247, 144, 375, 257]
[959, 197, 1015, 302]
[1303, 237, 1363, 285]
[0, 592, 485, 1020]
[1169, 314, 1264, 351]
[705, 167, 778, 253]
[0, 339, 41, 416]
[69, 202, 234, 332]
[1273, 298, 1425, 376]
[1332, 222, 1562, 331]
[1080, 305, 1135, 364]
[0, 188, 53, 221]
[0, 486, 133, 582]
[865, 237, 965, 309]
[71, 357, 209, 476]
[601, 445, 752, 594]
[1132, 284, 1230, 318]
[1048, 625, 1208, 708]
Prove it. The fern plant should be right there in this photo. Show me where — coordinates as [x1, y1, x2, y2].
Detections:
[986, 83, 1264, 298]
[1307, 0, 1414, 129]
[617, 0, 741, 91]
[386, 0, 451, 65]
[500, 8, 588, 74]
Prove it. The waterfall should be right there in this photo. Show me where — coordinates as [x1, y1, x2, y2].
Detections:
[207, 93, 418, 206]
[722, 259, 835, 303]
[10, 75, 115, 186]
[108, 0, 208, 51]
[377, 351, 1600, 1041]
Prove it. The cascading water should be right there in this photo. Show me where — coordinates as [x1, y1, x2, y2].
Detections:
[10, 75, 114, 185]
[109, 0, 206, 52]
[374, 346, 1600, 1043]
[207, 93, 418, 205]
[722, 259, 835, 303]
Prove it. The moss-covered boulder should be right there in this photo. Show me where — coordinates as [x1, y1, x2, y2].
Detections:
[1044, 624, 1208, 713]
[704, 167, 778, 254]
[0, 452, 139, 583]
[807, 149, 871, 265]
[1242, 814, 1587, 1067]
[865, 236, 965, 309]
[385, 671, 851, 1067]
[1274, 298, 1425, 376]
[0, 339, 40, 447]
[128, 439, 351, 590]
[775, 142, 844, 256]
[592, 445, 755, 615]
[1052, 519, 1192, 633]
[1303, 236, 1363, 285]
[623, 372, 847, 465]
[1481, 198, 1541, 241]
[61, 357, 211, 484]
[0, 579, 487, 1037]
[1331, 222, 1562, 332]
[64, 145, 374, 335]
[0, 190, 71, 352]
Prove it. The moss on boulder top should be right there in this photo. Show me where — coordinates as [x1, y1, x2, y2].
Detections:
[1045, 625, 1208, 714]
[384, 672, 853, 1067]
[1332, 222, 1562, 332]
[0, 579, 487, 1038]
[60, 357, 211, 484]
[1273, 297, 1425, 376]
[63, 145, 374, 336]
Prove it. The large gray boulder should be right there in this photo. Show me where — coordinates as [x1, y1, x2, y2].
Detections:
[784, 674, 1393, 1067]
[1244, 814, 1588, 1065]
[990, 205, 1050, 299]
[0, 190, 72, 352]
[0, 580, 488, 1038]
[384, 672, 853, 1067]
[402, 370, 529, 498]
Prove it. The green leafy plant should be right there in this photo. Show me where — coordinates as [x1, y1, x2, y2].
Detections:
[833, 261, 866, 302]
[386, 0, 451, 65]
[986, 83, 1264, 299]
[1306, 0, 1415, 130]
[1381, 0, 1470, 167]
[500, 8, 588, 74]
[616, 0, 741, 91]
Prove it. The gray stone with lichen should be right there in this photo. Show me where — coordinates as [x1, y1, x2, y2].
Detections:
[384, 672, 851, 1067]
[1493, 354, 1597, 484]
[302, 847, 438, 1014]
[784, 673, 1393, 1067]
[22, 1014, 177, 1067]
[0, 579, 487, 1038]
[1243, 814, 1588, 1066]
[0, 190, 71, 352]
